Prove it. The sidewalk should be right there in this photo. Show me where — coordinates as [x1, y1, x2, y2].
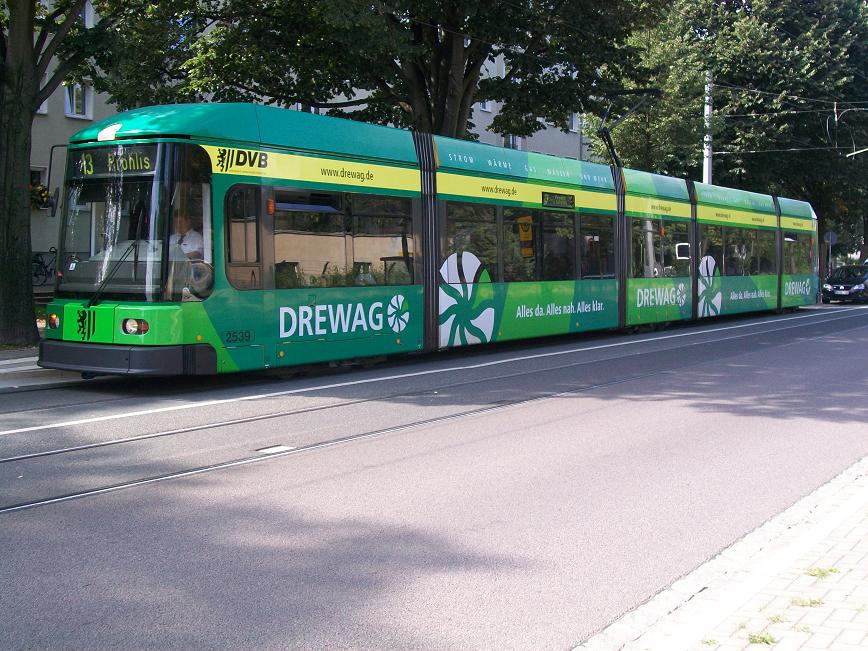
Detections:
[0, 345, 84, 392]
[579, 454, 868, 651]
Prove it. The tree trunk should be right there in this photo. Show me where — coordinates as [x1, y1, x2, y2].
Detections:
[0, 1, 40, 346]
[862, 214, 868, 264]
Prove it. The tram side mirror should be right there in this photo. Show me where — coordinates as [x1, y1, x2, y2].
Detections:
[49, 188, 60, 218]
[676, 242, 690, 260]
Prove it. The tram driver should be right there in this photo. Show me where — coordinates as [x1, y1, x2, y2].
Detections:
[170, 212, 204, 260]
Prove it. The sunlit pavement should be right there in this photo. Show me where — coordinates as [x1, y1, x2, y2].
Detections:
[579, 454, 868, 651]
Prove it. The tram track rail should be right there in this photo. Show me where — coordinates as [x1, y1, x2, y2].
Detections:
[2, 307, 866, 515]
[0, 362, 683, 515]
[3, 306, 865, 440]
[4, 307, 866, 459]
[0, 336, 702, 465]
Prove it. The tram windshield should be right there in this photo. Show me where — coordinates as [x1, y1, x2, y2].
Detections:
[56, 143, 213, 302]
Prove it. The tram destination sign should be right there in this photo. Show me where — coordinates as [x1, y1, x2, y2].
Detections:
[541, 191, 575, 209]
[70, 144, 158, 179]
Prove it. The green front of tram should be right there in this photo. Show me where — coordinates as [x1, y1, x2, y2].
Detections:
[39, 103, 426, 376]
[39, 140, 224, 375]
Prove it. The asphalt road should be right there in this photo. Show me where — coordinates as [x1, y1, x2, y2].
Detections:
[2, 305, 867, 649]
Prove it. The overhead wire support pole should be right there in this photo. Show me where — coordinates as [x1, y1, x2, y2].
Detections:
[703, 71, 713, 184]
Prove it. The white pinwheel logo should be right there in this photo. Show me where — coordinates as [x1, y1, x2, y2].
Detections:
[676, 283, 687, 307]
[698, 256, 722, 316]
[387, 294, 409, 333]
[438, 252, 495, 347]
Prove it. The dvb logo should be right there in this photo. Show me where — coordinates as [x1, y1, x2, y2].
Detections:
[216, 148, 269, 172]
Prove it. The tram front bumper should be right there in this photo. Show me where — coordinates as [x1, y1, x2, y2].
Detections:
[38, 340, 217, 376]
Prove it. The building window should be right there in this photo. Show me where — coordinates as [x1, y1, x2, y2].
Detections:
[36, 75, 48, 114]
[504, 134, 523, 150]
[80, 1, 95, 28]
[568, 112, 581, 133]
[478, 99, 491, 112]
[64, 83, 92, 119]
[30, 169, 46, 187]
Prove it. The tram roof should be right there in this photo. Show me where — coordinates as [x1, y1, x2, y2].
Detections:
[433, 135, 616, 192]
[693, 181, 776, 214]
[622, 168, 689, 202]
[70, 103, 419, 166]
[777, 196, 816, 220]
[71, 103, 815, 218]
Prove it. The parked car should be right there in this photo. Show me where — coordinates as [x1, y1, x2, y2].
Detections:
[822, 265, 868, 303]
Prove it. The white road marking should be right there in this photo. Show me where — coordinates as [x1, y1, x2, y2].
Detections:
[1, 307, 865, 438]
[256, 445, 295, 454]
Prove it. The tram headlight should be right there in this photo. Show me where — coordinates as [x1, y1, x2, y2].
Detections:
[47, 313, 60, 329]
[122, 318, 150, 335]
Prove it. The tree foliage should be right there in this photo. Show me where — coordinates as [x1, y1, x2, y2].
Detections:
[608, 0, 868, 260]
[98, 0, 662, 138]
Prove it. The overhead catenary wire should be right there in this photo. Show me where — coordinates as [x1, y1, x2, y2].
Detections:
[714, 82, 868, 108]
[714, 145, 867, 156]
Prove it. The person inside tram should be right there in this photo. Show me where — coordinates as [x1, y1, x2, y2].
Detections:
[170, 211, 204, 260]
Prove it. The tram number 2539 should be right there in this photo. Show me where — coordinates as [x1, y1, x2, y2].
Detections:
[224, 330, 254, 344]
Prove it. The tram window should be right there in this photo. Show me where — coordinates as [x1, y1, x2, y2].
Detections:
[756, 230, 776, 274]
[225, 185, 262, 290]
[662, 221, 690, 277]
[631, 218, 662, 278]
[699, 224, 723, 275]
[502, 210, 537, 282]
[502, 210, 575, 282]
[348, 195, 414, 286]
[540, 211, 575, 280]
[273, 190, 349, 288]
[783, 232, 813, 274]
[724, 227, 756, 276]
[580, 214, 614, 279]
[445, 202, 497, 282]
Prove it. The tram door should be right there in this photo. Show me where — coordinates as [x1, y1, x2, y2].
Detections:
[222, 184, 266, 371]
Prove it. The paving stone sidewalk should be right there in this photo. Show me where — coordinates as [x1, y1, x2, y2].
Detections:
[578, 454, 868, 651]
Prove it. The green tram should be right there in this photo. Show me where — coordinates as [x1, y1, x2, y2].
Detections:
[39, 103, 818, 376]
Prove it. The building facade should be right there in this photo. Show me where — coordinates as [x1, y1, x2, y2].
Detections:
[29, 78, 117, 269]
[472, 100, 591, 160]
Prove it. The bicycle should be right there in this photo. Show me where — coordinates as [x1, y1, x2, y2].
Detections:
[32, 246, 57, 286]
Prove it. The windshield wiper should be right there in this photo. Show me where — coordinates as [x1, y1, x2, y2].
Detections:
[131, 199, 146, 282]
[86, 241, 136, 308]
